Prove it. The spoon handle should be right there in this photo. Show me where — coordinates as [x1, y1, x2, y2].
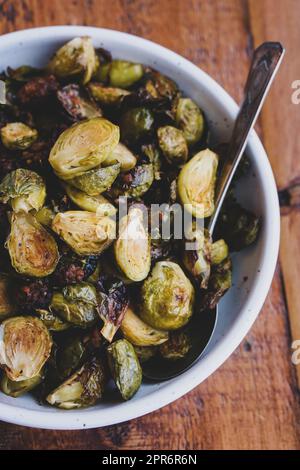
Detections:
[208, 42, 285, 235]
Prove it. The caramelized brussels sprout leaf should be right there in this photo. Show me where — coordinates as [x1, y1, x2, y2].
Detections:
[88, 82, 130, 106]
[0, 169, 46, 212]
[69, 162, 120, 196]
[1, 122, 38, 150]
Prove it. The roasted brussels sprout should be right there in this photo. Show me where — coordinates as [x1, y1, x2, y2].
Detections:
[114, 204, 151, 282]
[50, 282, 98, 328]
[110, 163, 154, 199]
[142, 143, 162, 180]
[0, 122, 38, 150]
[103, 143, 137, 172]
[107, 339, 142, 400]
[175, 98, 204, 146]
[35, 206, 55, 227]
[157, 126, 188, 165]
[134, 345, 157, 363]
[121, 306, 168, 346]
[159, 331, 191, 360]
[109, 60, 144, 88]
[211, 239, 229, 265]
[0, 316, 52, 381]
[1, 369, 44, 397]
[0, 275, 14, 319]
[143, 70, 178, 101]
[47, 36, 97, 84]
[46, 358, 106, 409]
[120, 107, 154, 144]
[64, 184, 116, 216]
[182, 226, 212, 289]
[56, 335, 86, 378]
[7, 212, 59, 277]
[141, 261, 195, 330]
[0, 169, 46, 212]
[88, 82, 130, 106]
[35, 309, 70, 332]
[57, 84, 102, 121]
[200, 258, 232, 310]
[52, 211, 116, 256]
[49, 118, 120, 180]
[69, 162, 120, 196]
[178, 149, 219, 218]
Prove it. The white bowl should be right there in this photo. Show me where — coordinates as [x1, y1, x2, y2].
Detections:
[0, 26, 280, 430]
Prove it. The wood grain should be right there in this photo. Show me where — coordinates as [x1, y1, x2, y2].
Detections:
[0, 0, 299, 450]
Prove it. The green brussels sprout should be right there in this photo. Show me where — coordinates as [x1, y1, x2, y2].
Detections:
[0, 275, 15, 319]
[121, 306, 168, 346]
[50, 282, 98, 328]
[35, 206, 55, 227]
[133, 345, 157, 363]
[69, 162, 120, 196]
[114, 204, 151, 282]
[46, 358, 106, 409]
[64, 184, 116, 216]
[56, 335, 86, 379]
[110, 164, 154, 199]
[120, 107, 154, 144]
[7, 212, 59, 277]
[47, 36, 97, 84]
[157, 125, 188, 165]
[183, 225, 212, 289]
[103, 143, 137, 172]
[108, 60, 144, 88]
[88, 82, 130, 105]
[142, 143, 162, 180]
[52, 210, 116, 256]
[57, 84, 102, 121]
[107, 339, 142, 400]
[35, 309, 70, 332]
[159, 331, 191, 360]
[0, 169, 46, 212]
[49, 118, 120, 180]
[0, 122, 38, 150]
[178, 148, 219, 218]
[143, 70, 178, 101]
[0, 316, 52, 381]
[211, 239, 229, 265]
[200, 258, 232, 310]
[175, 97, 204, 146]
[141, 261, 195, 330]
[1, 369, 44, 397]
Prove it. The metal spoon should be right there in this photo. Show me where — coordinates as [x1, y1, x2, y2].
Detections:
[143, 42, 285, 381]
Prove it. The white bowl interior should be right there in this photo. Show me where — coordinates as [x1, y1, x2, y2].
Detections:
[0, 27, 279, 429]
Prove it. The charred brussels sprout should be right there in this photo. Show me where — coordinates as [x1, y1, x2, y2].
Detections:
[46, 358, 106, 409]
[159, 332, 191, 360]
[110, 164, 154, 199]
[107, 339, 142, 400]
[7, 212, 59, 277]
[47, 36, 97, 84]
[178, 149, 219, 218]
[175, 98, 204, 146]
[0, 275, 14, 319]
[134, 345, 157, 363]
[35, 309, 70, 332]
[121, 306, 168, 346]
[49, 118, 119, 180]
[50, 282, 98, 328]
[88, 82, 130, 106]
[109, 60, 144, 88]
[103, 143, 137, 172]
[1, 122, 38, 150]
[211, 239, 229, 265]
[200, 258, 232, 310]
[141, 261, 195, 330]
[114, 204, 151, 282]
[0, 169, 46, 212]
[57, 84, 102, 121]
[69, 162, 120, 196]
[144, 70, 178, 101]
[183, 225, 212, 289]
[1, 370, 44, 397]
[35, 206, 55, 227]
[157, 125, 188, 165]
[120, 107, 154, 144]
[52, 211, 116, 256]
[0, 316, 52, 381]
[56, 335, 86, 378]
[64, 184, 116, 216]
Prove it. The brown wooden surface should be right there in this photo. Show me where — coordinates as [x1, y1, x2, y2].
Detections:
[0, 0, 299, 450]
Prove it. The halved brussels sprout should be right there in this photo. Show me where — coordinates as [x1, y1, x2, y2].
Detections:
[57, 335, 86, 379]
[141, 261, 195, 330]
[157, 126, 188, 165]
[175, 98, 204, 146]
[64, 184, 116, 216]
[178, 149, 219, 218]
[121, 306, 168, 346]
[57, 84, 102, 121]
[50, 282, 98, 328]
[35, 206, 55, 227]
[211, 239, 229, 265]
[159, 332, 191, 360]
[114, 204, 151, 282]
[0, 169, 46, 212]
[200, 258, 232, 310]
[0, 122, 38, 150]
[88, 82, 130, 105]
[120, 107, 154, 144]
[52, 210, 116, 256]
[0, 275, 14, 319]
[49, 118, 120, 180]
[109, 60, 144, 88]
[107, 339, 142, 400]
[1, 369, 44, 397]
[47, 36, 97, 84]
[110, 164, 154, 199]
[46, 358, 106, 409]
[7, 212, 59, 277]
[35, 309, 70, 332]
[142, 143, 162, 180]
[134, 345, 157, 363]
[69, 162, 120, 196]
[103, 143, 137, 172]
[0, 316, 52, 381]
[183, 224, 212, 289]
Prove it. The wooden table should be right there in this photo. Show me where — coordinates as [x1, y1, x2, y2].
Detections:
[0, 0, 299, 450]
